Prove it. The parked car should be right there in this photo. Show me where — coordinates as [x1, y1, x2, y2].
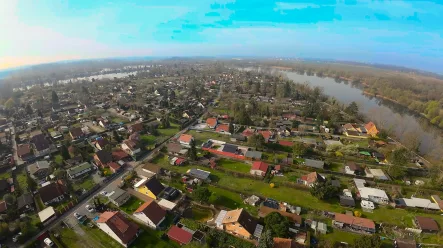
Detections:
[85, 205, 95, 213]
[44, 238, 54, 247]
[74, 212, 83, 220]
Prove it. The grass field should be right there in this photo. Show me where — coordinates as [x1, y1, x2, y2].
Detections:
[0, 171, 11, 179]
[81, 224, 124, 248]
[120, 196, 144, 214]
[158, 123, 180, 137]
[131, 228, 179, 248]
[16, 170, 28, 191]
[218, 158, 251, 173]
[73, 176, 96, 191]
[187, 130, 232, 145]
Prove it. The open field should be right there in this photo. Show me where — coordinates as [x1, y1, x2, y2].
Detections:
[218, 158, 251, 173]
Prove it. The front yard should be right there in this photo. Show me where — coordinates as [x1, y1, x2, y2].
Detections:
[73, 176, 97, 191]
[120, 196, 144, 214]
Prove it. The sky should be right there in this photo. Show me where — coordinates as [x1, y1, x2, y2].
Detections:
[1, 0, 443, 73]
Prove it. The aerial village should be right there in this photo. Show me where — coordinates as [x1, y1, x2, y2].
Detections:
[0, 62, 441, 248]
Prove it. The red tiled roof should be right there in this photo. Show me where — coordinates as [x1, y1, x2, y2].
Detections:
[178, 134, 193, 143]
[259, 130, 272, 140]
[365, 121, 376, 131]
[175, 158, 185, 165]
[278, 140, 294, 147]
[206, 118, 217, 127]
[112, 149, 130, 160]
[108, 162, 120, 171]
[273, 237, 294, 248]
[242, 128, 255, 137]
[215, 124, 229, 133]
[415, 216, 439, 231]
[167, 226, 193, 245]
[0, 200, 7, 213]
[97, 211, 139, 245]
[17, 144, 32, 157]
[251, 161, 269, 172]
[334, 213, 375, 229]
[300, 172, 323, 184]
[130, 123, 144, 132]
[134, 199, 166, 225]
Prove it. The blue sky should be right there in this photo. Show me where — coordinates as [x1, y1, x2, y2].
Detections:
[1, 0, 443, 73]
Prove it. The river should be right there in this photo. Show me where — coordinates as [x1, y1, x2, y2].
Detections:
[283, 71, 442, 159]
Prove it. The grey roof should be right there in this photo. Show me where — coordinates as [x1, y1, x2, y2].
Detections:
[188, 168, 210, 180]
[339, 196, 355, 207]
[108, 188, 130, 205]
[28, 161, 50, 175]
[245, 150, 262, 159]
[67, 162, 93, 176]
[17, 193, 34, 209]
[304, 159, 325, 169]
[222, 144, 238, 154]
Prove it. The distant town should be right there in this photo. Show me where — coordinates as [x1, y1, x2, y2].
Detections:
[0, 60, 441, 248]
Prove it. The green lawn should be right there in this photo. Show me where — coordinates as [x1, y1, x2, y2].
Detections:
[262, 152, 289, 164]
[151, 153, 170, 166]
[191, 205, 213, 221]
[131, 228, 179, 248]
[58, 227, 86, 248]
[158, 123, 180, 137]
[208, 185, 258, 216]
[0, 171, 11, 179]
[35, 195, 45, 211]
[120, 196, 144, 214]
[73, 176, 96, 191]
[81, 224, 124, 248]
[187, 130, 232, 145]
[53, 154, 64, 166]
[218, 158, 251, 173]
[16, 170, 28, 192]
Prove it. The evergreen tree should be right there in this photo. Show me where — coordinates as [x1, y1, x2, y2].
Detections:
[113, 130, 122, 143]
[228, 123, 235, 134]
[258, 230, 274, 248]
[188, 139, 198, 161]
[51, 91, 59, 104]
[60, 145, 71, 160]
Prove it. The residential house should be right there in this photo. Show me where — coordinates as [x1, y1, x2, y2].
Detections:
[128, 123, 144, 134]
[245, 150, 262, 160]
[354, 179, 389, 205]
[259, 206, 303, 227]
[178, 134, 193, 146]
[167, 143, 187, 156]
[206, 118, 218, 129]
[31, 133, 51, 156]
[112, 149, 130, 161]
[365, 122, 379, 137]
[134, 177, 165, 200]
[344, 161, 364, 175]
[333, 213, 376, 233]
[108, 162, 122, 173]
[300, 172, 325, 187]
[273, 237, 297, 248]
[70, 127, 84, 140]
[187, 168, 211, 182]
[94, 150, 113, 168]
[96, 211, 140, 247]
[95, 137, 110, 150]
[38, 206, 56, 225]
[339, 195, 356, 207]
[17, 144, 33, 160]
[27, 160, 51, 180]
[142, 163, 163, 176]
[395, 197, 440, 211]
[241, 128, 255, 137]
[0, 179, 11, 194]
[217, 208, 260, 239]
[17, 193, 35, 213]
[304, 159, 324, 169]
[250, 161, 269, 177]
[215, 123, 230, 134]
[107, 188, 131, 207]
[64, 155, 83, 168]
[38, 181, 67, 205]
[121, 139, 141, 156]
[278, 140, 293, 147]
[259, 130, 274, 143]
[167, 226, 193, 245]
[414, 216, 439, 233]
[67, 162, 93, 179]
[133, 199, 166, 229]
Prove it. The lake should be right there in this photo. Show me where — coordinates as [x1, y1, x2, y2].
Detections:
[283, 71, 442, 158]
